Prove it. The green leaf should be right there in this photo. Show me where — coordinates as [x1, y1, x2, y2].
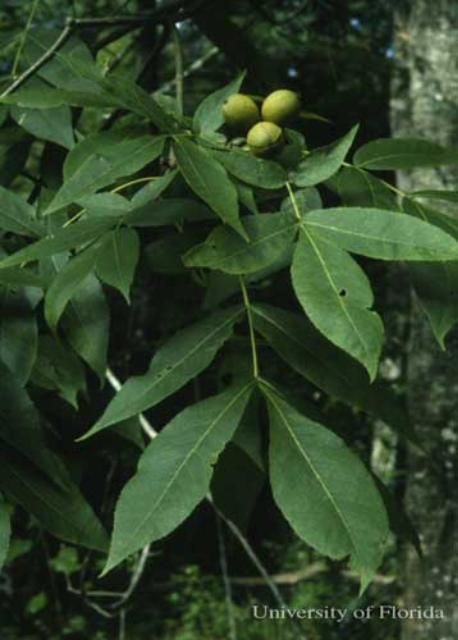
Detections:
[353, 138, 458, 170]
[21, 35, 176, 131]
[401, 196, 458, 238]
[231, 395, 264, 470]
[1, 86, 115, 109]
[374, 478, 422, 557]
[83, 306, 244, 438]
[45, 134, 165, 215]
[293, 124, 359, 187]
[0, 186, 43, 237]
[0, 360, 71, 489]
[126, 198, 213, 228]
[0, 268, 45, 289]
[26, 592, 48, 616]
[233, 180, 259, 214]
[0, 497, 10, 571]
[211, 148, 287, 189]
[130, 171, 178, 208]
[173, 138, 245, 237]
[305, 207, 458, 261]
[104, 74, 179, 131]
[111, 417, 145, 450]
[329, 166, 397, 209]
[96, 228, 140, 302]
[252, 304, 410, 436]
[62, 273, 109, 380]
[30, 336, 87, 409]
[11, 105, 74, 149]
[202, 248, 294, 310]
[104, 382, 253, 572]
[291, 231, 384, 380]
[411, 190, 458, 204]
[45, 246, 99, 329]
[0, 447, 108, 552]
[0, 218, 114, 269]
[409, 262, 458, 348]
[49, 546, 80, 576]
[264, 387, 389, 590]
[0, 289, 37, 385]
[211, 443, 264, 531]
[276, 128, 306, 169]
[23, 32, 96, 91]
[184, 213, 298, 274]
[402, 189, 458, 346]
[193, 73, 245, 133]
[280, 187, 322, 216]
[77, 193, 133, 218]
[1, 86, 107, 109]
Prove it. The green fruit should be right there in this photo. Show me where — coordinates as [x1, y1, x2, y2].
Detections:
[261, 89, 301, 125]
[247, 121, 284, 156]
[222, 94, 260, 132]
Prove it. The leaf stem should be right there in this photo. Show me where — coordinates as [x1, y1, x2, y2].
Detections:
[111, 175, 159, 193]
[286, 181, 302, 222]
[62, 176, 159, 228]
[342, 161, 407, 199]
[12, 0, 40, 79]
[172, 25, 184, 116]
[239, 276, 259, 379]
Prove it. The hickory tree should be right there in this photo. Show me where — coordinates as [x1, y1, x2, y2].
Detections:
[0, 29, 457, 595]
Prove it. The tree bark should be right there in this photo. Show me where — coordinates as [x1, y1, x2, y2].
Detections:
[391, 2, 458, 638]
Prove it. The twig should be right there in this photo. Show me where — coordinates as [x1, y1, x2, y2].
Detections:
[119, 609, 126, 640]
[239, 277, 259, 379]
[12, 0, 40, 78]
[156, 45, 218, 95]
[1, 23, 73, 98]
[229, 564, 396, 587]
[213, 505, 287, 610]
[109, 544, 152, 608]
[215, 511, 237, 640]
[106, 37, 136, 74]
[172, 25, 184, 116]
[1, 1, 207, 99]
[104, 369, 304, 640]
[66, 544, 152, 613]
[68, 0, 206, 28]
[212, 504, 306, 640]
[106, 368, 157, 440]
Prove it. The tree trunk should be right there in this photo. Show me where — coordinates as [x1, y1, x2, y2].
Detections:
[391, 2, 458, 638]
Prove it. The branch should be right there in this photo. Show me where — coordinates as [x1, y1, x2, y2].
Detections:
[106, 368, 157, 440]
[213, 504, 306, 640]
[172, 25, 184, 116]
[69, 0, 203, 29]
[105, 368, 304, 638]
[1, 24, 73, 98]
[215, 511, 237, 640]
[0, 0, 205, 99]
[229, 563, 396, 587]
[156, 45, 218, 95]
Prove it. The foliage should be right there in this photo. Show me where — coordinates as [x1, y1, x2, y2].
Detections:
[0, 15, 457, 603]
[0, 7, 456, 640]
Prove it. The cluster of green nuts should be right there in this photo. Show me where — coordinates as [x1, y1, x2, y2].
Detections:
[222, 89, 301, 156]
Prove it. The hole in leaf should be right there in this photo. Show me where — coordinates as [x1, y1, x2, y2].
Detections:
[339, 289, 347, 297]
